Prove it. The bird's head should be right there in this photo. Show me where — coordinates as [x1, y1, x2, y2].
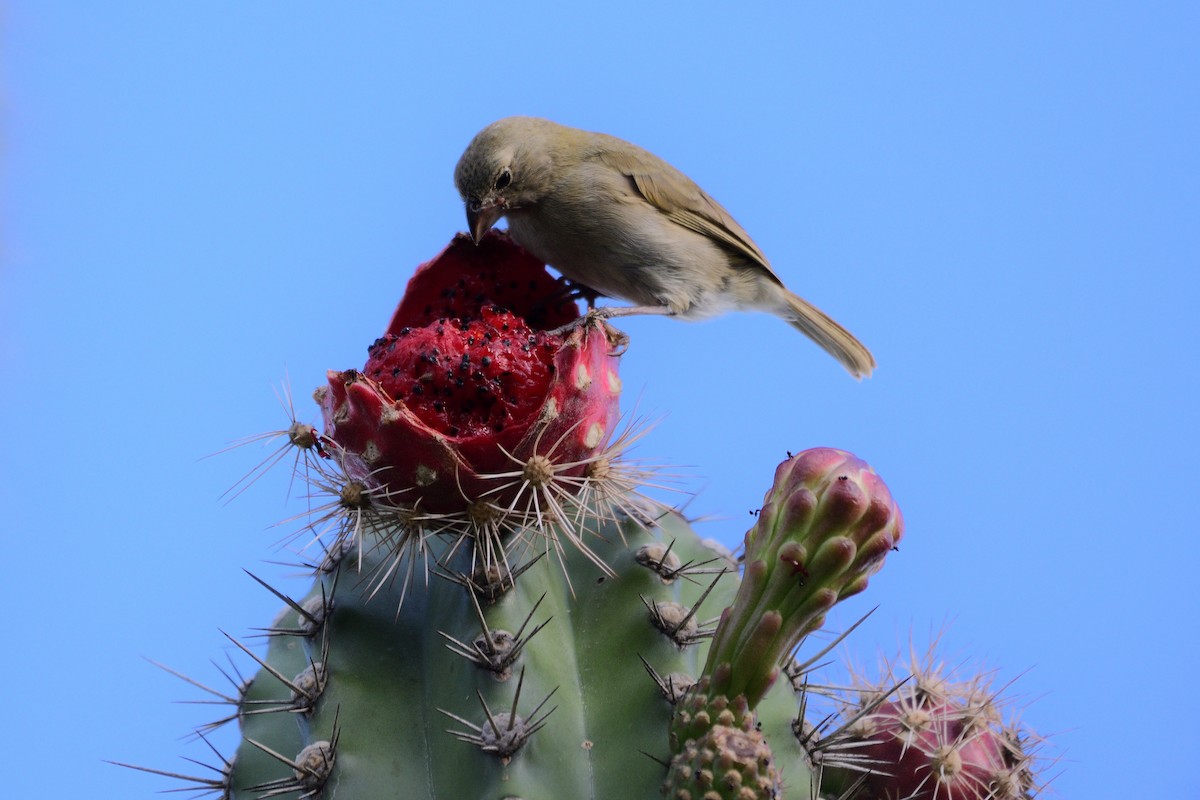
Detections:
[454, 117, 560, 243]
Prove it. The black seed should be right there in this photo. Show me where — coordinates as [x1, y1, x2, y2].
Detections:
[502, 338, 511, 347]
[391, 368, 400, 377]
[400, 327, 411, 335]
[481, 356, 491, 367]
[412, 385, 423, 395]
[433, 401, 443, 411]
[449, 426, 459, 436]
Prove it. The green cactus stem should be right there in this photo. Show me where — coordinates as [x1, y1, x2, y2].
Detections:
[216, 499, 814, 799]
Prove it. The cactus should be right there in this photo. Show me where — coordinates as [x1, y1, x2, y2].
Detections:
[116, 233, 1046, 799]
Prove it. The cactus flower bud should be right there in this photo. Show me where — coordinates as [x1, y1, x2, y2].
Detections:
[704, 448, 903, 707]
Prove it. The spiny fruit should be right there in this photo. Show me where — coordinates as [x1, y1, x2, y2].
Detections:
[318, 230, 623, 529]
[383, 230, 577, 331]
[364, 306, 561, 440]
[811, 645, 1046, 800]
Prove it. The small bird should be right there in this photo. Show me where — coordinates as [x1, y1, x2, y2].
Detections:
[454, 116, 876, 378]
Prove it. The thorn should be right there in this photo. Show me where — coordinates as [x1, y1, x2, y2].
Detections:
[638, 654, 696, 704]
[107, 731, 233, 797]
[438, 667, 557, 758]
[246, 569, 337, 638]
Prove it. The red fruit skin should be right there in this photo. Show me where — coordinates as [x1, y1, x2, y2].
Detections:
[318, 232, 622, 514]
[386, 231, 578, 332]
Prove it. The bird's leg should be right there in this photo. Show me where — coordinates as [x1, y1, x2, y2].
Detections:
[547, 304, 676, 337]
[589, 304, 678, 321]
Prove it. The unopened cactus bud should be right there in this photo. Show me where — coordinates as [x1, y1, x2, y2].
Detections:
[703, 448, 903, 707]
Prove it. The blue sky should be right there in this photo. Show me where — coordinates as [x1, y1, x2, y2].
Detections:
[4, 4, 1197, 798]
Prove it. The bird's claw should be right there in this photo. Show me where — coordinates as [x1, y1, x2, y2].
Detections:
[546, 309, 630, 355]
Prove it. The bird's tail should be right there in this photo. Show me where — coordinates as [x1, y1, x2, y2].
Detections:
[779, 290, 877, 379]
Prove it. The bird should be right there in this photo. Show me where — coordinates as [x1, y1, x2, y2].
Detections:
[453, 116, 876, 378]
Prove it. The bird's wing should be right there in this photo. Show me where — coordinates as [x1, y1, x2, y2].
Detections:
[595, 144, 784, 286]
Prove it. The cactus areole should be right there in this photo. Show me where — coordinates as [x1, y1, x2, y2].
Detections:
[317, 231, 623, 513]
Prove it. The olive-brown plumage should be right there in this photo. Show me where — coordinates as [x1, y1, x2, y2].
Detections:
[454, 116, 876, 378]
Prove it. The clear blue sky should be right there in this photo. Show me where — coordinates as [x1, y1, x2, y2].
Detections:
[4, 4, 1197, 798]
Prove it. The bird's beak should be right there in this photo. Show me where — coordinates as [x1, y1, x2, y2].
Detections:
[466, 200, 504, 244]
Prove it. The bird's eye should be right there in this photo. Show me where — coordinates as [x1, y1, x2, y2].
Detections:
[494, 168, 512, 191]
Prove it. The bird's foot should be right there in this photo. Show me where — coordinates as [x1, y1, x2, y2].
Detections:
[546, 308, 634, 354]
[549, 304, 662, 332]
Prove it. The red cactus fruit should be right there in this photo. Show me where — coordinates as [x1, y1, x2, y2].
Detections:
[820, 652, 1043, 800]
[849, 694, 1037, 800]
[317, 231, 623, 516]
